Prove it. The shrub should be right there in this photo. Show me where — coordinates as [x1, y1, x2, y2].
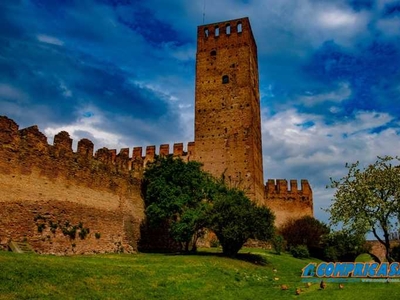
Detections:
[207, 188, 275, 257]
[324, 246, 338, 262]
[79, 227, 90, 240]
[290, 245, 310, 259]
[49, 220, 58, 234]
[322, 231, 369, 261]
[61, 221, 77, 239]
[271, 234, 285, 255]
[280, 216, 329, 258]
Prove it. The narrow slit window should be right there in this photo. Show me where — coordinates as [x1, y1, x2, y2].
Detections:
[215, 26, 219, 37]
[222, 75, 229, 84]
[226, 24, 231, 35]
[237, 22, 242, 33]
[204, 28, 209, 37]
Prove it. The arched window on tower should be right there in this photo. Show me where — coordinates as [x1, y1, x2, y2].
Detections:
[226, 24, 231, 35]
[210, 50, 216, 56]
[204, 28, 209, 38]
[237, 22, 242, 33]
[222, 75, 229, 84]
[215, 26, 220, 37]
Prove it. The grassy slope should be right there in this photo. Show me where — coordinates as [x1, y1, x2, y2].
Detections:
[0, 249, 399, 299]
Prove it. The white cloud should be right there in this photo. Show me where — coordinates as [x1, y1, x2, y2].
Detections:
[162, 42, 196, 61]
[261, 108, 400, 224]
[318, 9, 358, 29]
[0, 83, 29, 102]
[37, 34, 64, 46]
[59, 81, 72, 98]
[237, 0, 372, 53]
[44, 106, 127, 150]
[263, 109, 395, 165]
[299, 82, 351, 106]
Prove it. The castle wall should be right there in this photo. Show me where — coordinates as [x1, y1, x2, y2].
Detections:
[0, 200, 135, 254]
[0, 116, 146, 254]
[0, 115, 313, 253]
[0, 116, 199, 254]
[264, 179, 313, 227]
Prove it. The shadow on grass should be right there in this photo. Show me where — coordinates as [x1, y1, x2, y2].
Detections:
[161, 250, 269, 266]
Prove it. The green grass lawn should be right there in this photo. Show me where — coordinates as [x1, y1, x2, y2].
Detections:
[355, 253, 376, 262]
[0, 248, 399, 299]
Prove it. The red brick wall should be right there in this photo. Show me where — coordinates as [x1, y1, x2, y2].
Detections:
[0, 116, 144, 254]
[0, 200, 139, 254]
[265, 179, 313, 227]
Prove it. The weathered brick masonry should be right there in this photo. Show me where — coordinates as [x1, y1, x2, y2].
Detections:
[195, 18, 264, 204]
[265, 179, 313, 227]
[0, 116, 143, 254]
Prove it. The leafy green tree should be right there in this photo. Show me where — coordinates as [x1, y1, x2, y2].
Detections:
[290, 245, 310, 259]
[328, 156, 400, 262]
[207, 187, 275, 257]
[280, 216, 329, 257]
[142, 155, 212, 252]
[322, 230, 369, 261]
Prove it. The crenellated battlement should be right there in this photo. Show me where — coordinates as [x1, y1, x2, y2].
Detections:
[132, 143, 195, 162]
[199, 18, 245, 39]
[264, 179, 313, 226]
[265, 179, 312, 197]
[0, 115, 313, 229]
[197, 17, 257, 53]
[93, 143, 195, 174]
[0, 116, 195, 179]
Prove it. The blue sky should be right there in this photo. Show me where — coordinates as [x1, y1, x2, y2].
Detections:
[1, 0, 400, 224]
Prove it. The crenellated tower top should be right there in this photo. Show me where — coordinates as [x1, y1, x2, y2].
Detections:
[197, 18, 257, 60]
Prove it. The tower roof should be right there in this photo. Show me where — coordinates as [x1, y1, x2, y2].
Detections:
[198, 17, 250, 28]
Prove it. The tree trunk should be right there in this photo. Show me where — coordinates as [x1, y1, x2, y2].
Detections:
[192, 236, 199, 252]
[372, 227, 393, 262]
[383, 230, 393, 262]
[184, 241, 189, 252]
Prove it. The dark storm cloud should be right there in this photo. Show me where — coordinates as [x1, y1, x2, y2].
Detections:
[382, 1, 400, 16]
[348, 0, 375, 11]
[116, 5, 186, 47]
[0, 0, 178, 134]
[95, 0, 134, 7]
[0, 32, 170, 125]
[73, 60, 170, 118]
[303, 39, 400, 118]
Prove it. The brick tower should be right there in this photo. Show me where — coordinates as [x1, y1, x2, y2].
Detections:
[194, 17, 264, 204]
